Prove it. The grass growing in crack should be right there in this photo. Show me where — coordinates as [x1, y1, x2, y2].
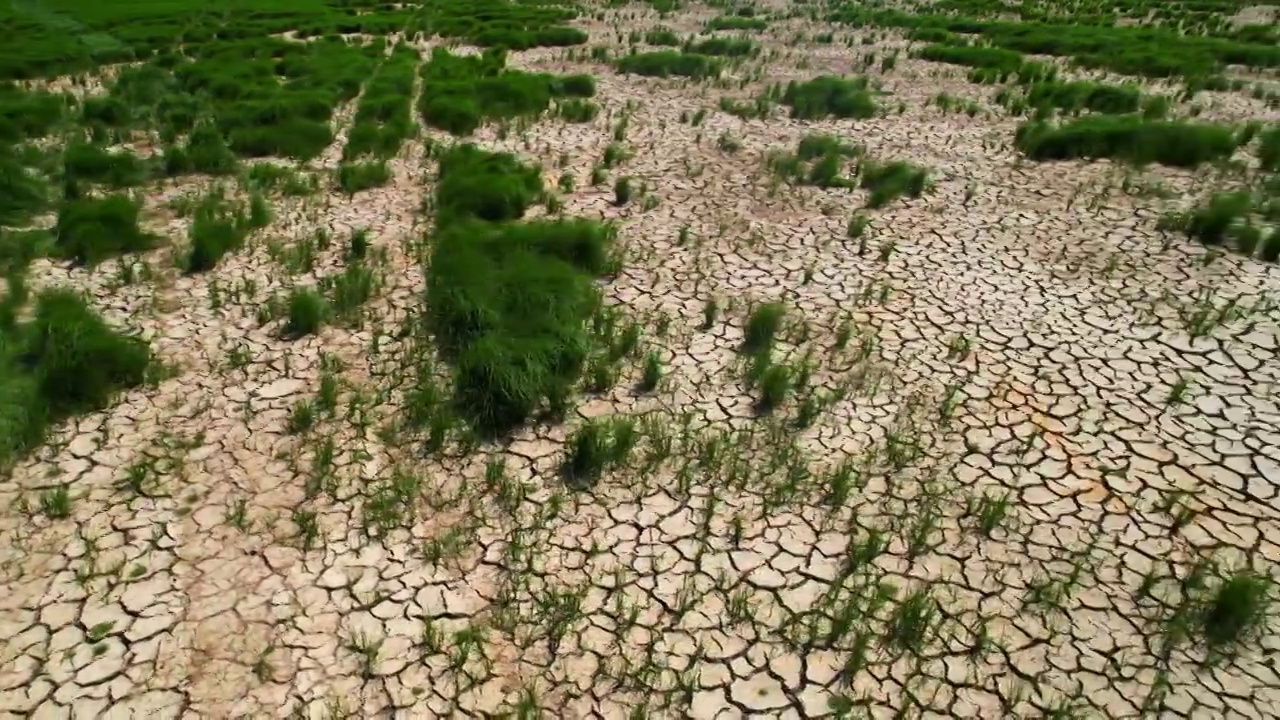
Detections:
[562, 416, 637, 488]
[39, 485, 72, 518]
[638, 352, 663, 392]
[288, 400, 317, 435]
[755, 362, 792, 413]
[885, 586, 938, 655]
[1198, 569, 1273, 656]
[742, 303, 785, 355]
[860, 160, 929, 209]
[968, 490, 1012, 537]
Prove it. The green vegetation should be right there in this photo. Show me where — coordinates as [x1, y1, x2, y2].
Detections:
[616, 51, 723, 79]
[1023, 80, 1144, 115]
[0, 152, 50, 227]
[768, 134, 862, 189]
[424, 144, 615, 436]
[337, 161, 392, 194]
[54, 196, 156, 266]
[62, 143, 150, 188]
[685, 37, 759, 58]
[781, 76, 877, 120]
[344, 45, 419, 161]
[706, 15, 768, 32]
[562, 416, 637, 487]
[420, 48, 596, 135]
[645, 29, 681, 46]
[0, 289, 151, 470]
[1162, 191, 1280, 261]
[1015, 117, 1239, 168]
[860, 160, 929, 208]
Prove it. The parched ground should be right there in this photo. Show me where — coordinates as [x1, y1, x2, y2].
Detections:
[2, 5, 1280, 719]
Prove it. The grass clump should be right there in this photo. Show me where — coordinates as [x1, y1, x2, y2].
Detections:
[426, 145, 615, 436]
[769, 134, 862, 189]
[685, 37, 760, 58]
[1197, 569, 1273, 656]
[781, 76, 877, 120]
[62, 143, 150, 188]
[860, 160, 929, 208]
[0, 290, 152, 469]
[616, 51, 723, 79]
[562, 416, 637, 487]
[706, 15, 768, 32]
[336, 161, 391, 195]
[344, 45, 418, 161]
[743, 302, 785, 355]
[419, 48, 595, 136]
[284, 288, 328, 338]
[1023, 81, 1144, 115]
[1015, 117, 1240, 168]
[645, 29, 681, 46]
[54, 196, 156, 266]
[0, 152, 50, 227]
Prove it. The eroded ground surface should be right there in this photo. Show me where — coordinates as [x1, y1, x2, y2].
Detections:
[3, 5, 1280, 719]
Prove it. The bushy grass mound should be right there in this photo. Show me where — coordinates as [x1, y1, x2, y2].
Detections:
[1164, 191, 1280, 261]
[54, 196, 156, 266]
[768, 134, 862, 188]
[62, 142, 151, 188]
[616, 51, 723, 79]
[860, 160, 929, 208]
[781, 76, 878, 120]
[0, 289, 151, 469]
[685, 37, 760, 57]
[336, 161, 392, 195]
[0, 151, 49, 227]
[419, 48, 595, 135]
[706, 16, 768, 32]
[645, 29, 682, 46]
[0, 84, 69, 142]
[425, 144, 615, 436]
[185, 192, 258, 273]
[344, 45, 419, 161]
[1015, 117, 1240, 168]
[1024, 81, 1143, 115]
[163, 125, 239, 177]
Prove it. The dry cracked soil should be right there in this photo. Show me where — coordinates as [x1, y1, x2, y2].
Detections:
[2, 3, 1280, 719]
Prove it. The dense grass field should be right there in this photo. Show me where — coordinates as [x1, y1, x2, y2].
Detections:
[1, 0, 1279, 716]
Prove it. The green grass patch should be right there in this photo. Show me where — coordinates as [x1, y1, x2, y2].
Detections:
[645, 28, 681, 46]
[0, 289, 151, 470]
[1023, 80, 1144, 115]
[62, 142, 151, 188]
[616, 51, 723, 79]
[781, 76, 878, 120]
[336, 161, 392, 195]
[0, 152, 50, 227]
[54, 196, 156, 266]
[860, 159, 929, 208]
[685, 37, 759, 58]
[343, 44, 419, 161]
[1015, 117, 1240, 168]
[419, 47, 596, 135]
[706, 15, 768, 32]
[424, 145, 616, 436]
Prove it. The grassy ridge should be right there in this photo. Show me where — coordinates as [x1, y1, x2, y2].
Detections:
[0, 288, 152, 470]
[1015, 117, 1239, 167]
[835, 6, 1280, 80]
[420, 48, 595, 136]
[343, 44, 420, 161]
[425, 145, 615, 435]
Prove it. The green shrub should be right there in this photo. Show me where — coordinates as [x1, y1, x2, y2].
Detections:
[62, 143, 150, 187]
[435, 144, 543, 225]
[284, 288, 327, 337]
[1015, 117, 1239, 168]
[1024, 81, 1143, 115]
[743, 303, 784, 354]
[0, 153, 49, 227]
[557, 99, 600, 123]
[562, 416, 637, 487]
[860, 160, 929, 208]
[645, 29, 681, 46]
[706, 16, 767, 32]
[685, 38, 759, 58]
[337, 161, 391, 194]
[1259, 126, 1280, 173]
[782, 76, 877, 120]
[185, 194, 248, 273]
[54, 196, 156, 266]
[616, 51, 722, 79]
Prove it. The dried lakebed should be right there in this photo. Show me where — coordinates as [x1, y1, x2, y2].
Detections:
[2, 12, 1280, 720]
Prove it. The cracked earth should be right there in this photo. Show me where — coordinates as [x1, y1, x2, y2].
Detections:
[3, 6, 1280, 719]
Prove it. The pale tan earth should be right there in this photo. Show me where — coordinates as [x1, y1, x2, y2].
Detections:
[3, 4, 1280, 719]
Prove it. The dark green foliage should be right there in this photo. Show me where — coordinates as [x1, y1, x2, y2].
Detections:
[344, 45, 418, 161]
[54, 196, 156, 266]
[1261, 230, 1280, 263]
[614, 177, 633, 206]
[1024, 81, 1143, 115]
[782, 76, 877, 120]
[185, 194, 249, 273]
[62, 142, 150, 187]
[616, 51, 723, 79]
[743, 303, 784, 355]
[435, 144, 543, 225]
[685, 37, 759, 58]
[285, 288, 327, 338]
[557, 99, 600, 123]
[756, 362, 792, 413]
[1198, 570, 1272, 654]
[1015, 117, 1239, 168]
[706, 15, 768, 31]
[419, 48, 595, 136]
[0, 84, 69, 142]
[1180, 192, 1252, 246]
[0, 289, 151, 468]
[645, 29, 681, 46]
[426, 145, 615, 436]
[336, 161, 391, 194]
[164, 125, 238, 176]
[0, 152, 49, 227]
[1259, 127, 1280, 173]
[860, 160, 929, 208]
[562, 417, 637, 487]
